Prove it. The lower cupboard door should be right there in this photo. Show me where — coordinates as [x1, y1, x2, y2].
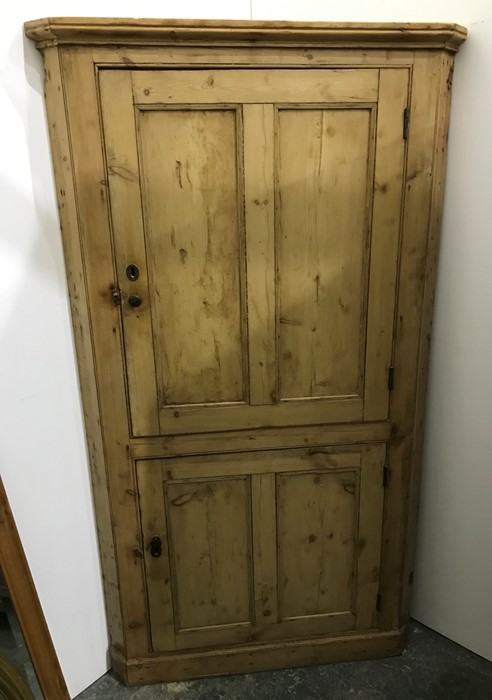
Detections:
[136, 444, 386, 652]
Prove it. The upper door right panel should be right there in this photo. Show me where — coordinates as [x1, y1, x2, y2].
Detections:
[276, 69, 408, 423]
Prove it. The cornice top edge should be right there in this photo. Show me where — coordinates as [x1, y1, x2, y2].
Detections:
[24, 17, 468, 52]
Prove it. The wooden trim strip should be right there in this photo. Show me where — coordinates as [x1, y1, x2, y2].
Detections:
[131, 69, 379, 105]
[0, 478, 69, 700]
[173, 612, 356, 650]
[25, 19, 467, 52]
[42, 46, 124, 649]
[111, 627, 406, 684]
[130, 421, 391, 459]
[400, 51, 457, 621]
[90, 46, 417, 68]
[379, 51, 446, 630]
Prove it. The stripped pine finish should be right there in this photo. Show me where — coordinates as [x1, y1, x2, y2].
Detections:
[25, 18, 466, 685]
[137, 444, 385, 652]
[363, 69, 409, 420]
[244, 104, 277, 406]
[99, 67, 408, 436]
[166, 477, 251, 630]
[137, 108, 246, 408]
[278, 469, 358, 617]
[99, 69, 160, 437]
[131, 69, 379, 104]
[277, 107, 372, 400]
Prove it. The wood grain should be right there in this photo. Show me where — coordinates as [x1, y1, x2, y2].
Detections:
[401, 52, 456, 622]
[166, 477, 251, 630]
[24, 18, 467, 52]
[138, 107, 245, 408]
[379, 52, 443, 630]
[363, 69, 409, 420]
[356, 444, 385, 629]
[60, 47, 149, 656]
[137, 462, 176, 651]
[159, 446, 360, 479]
[42, 47, 124, 648]
[130, 421, 392, 459]
[277, 107, 371, 401]
[278, 469, 357, 618]
[91, 45, 417, 68]
[99, 69, 160, 437]
[244, 104, 277, 406]
[132, 69, 378, 105]
[252, 474, 278, 625]
[112, 628, 405, 684]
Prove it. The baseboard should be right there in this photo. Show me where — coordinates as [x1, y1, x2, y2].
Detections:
[111, 627, 407, 685]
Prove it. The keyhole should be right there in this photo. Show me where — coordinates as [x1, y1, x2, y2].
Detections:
[126, 263, 139, 281]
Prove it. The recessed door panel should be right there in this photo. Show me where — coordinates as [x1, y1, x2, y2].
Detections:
[166, 477, 251, 630]
[278, 108, 371, 400]
[138, 109, 245, 407]
[278, 469, 357, 618]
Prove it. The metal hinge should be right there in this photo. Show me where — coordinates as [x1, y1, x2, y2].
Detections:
[403, 107, 410, 140]
[388, 365, 395, 391]
[447, 64, 454, 90]
[376, 592, 382, 612]
[383, 465, 390, 489]
[111, 288, 121, 305]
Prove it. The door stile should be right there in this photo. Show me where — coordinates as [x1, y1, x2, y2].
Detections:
[243, 104, 277, 406]
[363, 69, 410, 420]
[99, 69, 161, 437]
[137, 461, 176, 651]
[251, 472, 278, 625]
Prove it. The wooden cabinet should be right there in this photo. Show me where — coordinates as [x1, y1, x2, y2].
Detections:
[25, 18, 466, 685]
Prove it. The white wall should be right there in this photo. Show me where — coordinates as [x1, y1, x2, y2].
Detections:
[411, 19, 492, 661]
[1, 2, 491, 697]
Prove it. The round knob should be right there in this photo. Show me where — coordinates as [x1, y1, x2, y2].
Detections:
[128, 294, 142, 308]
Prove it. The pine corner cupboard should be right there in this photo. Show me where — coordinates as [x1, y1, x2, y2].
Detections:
[25, 17, 466, 685]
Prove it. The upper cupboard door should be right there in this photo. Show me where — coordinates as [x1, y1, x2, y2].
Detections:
[99, 69, 408, 437]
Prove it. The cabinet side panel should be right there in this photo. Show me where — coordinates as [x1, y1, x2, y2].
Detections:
[381, 51, 445, 630]
[42, 47, 123, 650]
[401, 52, 455, 620]
[60, 47, 149, 655]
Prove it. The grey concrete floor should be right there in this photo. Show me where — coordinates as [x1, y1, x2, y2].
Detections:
[77, 622, 492, 699]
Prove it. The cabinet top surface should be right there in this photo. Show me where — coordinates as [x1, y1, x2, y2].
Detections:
[24, 17, 467, 52]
